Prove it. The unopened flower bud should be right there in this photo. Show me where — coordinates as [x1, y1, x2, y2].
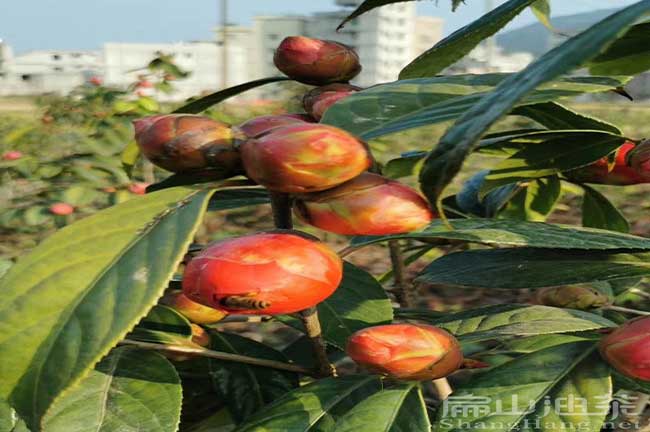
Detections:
[240, 124, 372, 193]
[294, 173, 433, 235]
[564, 141, 645, 185]
[302, 84, 361, 121]
[274, 36, 361, 85]
[133, 114, 244, 175]
[599, 316, 650, 381]
[50, 202, 75, 216]
[346, 323, 463, 380]
[2, 150, 23, 161]
[238, 114, 313, 138]
[535, 285, 611, 310]
[161, 291, 227, 324]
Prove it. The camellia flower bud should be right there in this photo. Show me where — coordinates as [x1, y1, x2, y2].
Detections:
[238, 114, 313, 138]
[183, 231, 343, 315]
[274, 36, 362, 85]
[162, 291, 227, 324]
[627, 139, 650, 178]
[2, 150, 23, 161]
[599, 316, 650, 381]
[564, 141, 647, 185]
[535, 285, 611, 310]
[133, 114, 244, 175]
[346, 323, 464, 380]
[302, 84, 361, 121]
[240, 124, 372, 193]
[294, 173, 433, 235]
[49, 202, 75, 216]
[128, 182, 150, 195]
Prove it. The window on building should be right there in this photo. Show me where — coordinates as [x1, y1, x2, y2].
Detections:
[52, 54, 61, 61]
[21, 74, 32, 81]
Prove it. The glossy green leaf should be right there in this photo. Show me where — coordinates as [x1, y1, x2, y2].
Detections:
[42, 347, 182, 432]
[456, 170, 520, 217]
[0, 187, 213, 429]
[582, 185, 630, 233]
[498, 176, 561, 222]
[185, 408, 236, 432]
[279, 262, 393, 349]
[502, 334, 596, 353]
[322, 74, 626, 140]
[120, 139, 140, 178]
[173, 77, 291, 114]
[349, 218, 650, 251]
[589, 21, 650, 76]
[128, 305, 193, 345]
[209, 332, 300, 424]
[208, 188, 270, 211]
[433, 342, 605, 432]
[334, 383, 430, 432]
[530, 0, 553, 31]
[0, 399, 27, 432]
[417, 248, 650, 289]
[400, 0, 537, 79]
[401, 304, 614, 342]
[236, 375, 382, 432]
[383, 151, 427, 179]
[480, 132, 625, 196]
[513, 102, 621, 135]
[336, 0, 430, 30]
[418, 2, 650, 203]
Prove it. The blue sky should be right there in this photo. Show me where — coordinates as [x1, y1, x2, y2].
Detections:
[0, 0, 639, 53]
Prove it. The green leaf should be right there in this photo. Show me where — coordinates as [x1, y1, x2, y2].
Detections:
[278, 262, 394, 349]
[383, 152, 427, 179]
[208, 188, 270, 211]
[513, 102, 621, 135]
[120, 140, 140, 178]
[400, 0, 537, 79]
[334, 383, 430, 432]
[173, 77, 291, 114]
[184, 408, 236, 432]
[0, 187, 213, 429]
[612, 370, 650, 394]
[209, 332, 299, 424]
[400, 304, 614, 342]
[418, 2, 650, 203]
[433, 342, 608, 432]
[456, 170, 520, 217]
[498, 176, 561, 222]
[336, 0, 430, 30]
[322, 74, 625, 140]
[530, 0, 553, 31]
[128, 305, 193, 345]
[589, 21, 650, 76]
[236, 375, 382, 432]
[349, 219, 650, 251]
[582, 184, 630, 233]
[502, 334, 596, 353]
[417, 248, 650, 289]
[42, 347, 182, 432]
[480, 132, 625, 196]
[0, 399, 27, 432]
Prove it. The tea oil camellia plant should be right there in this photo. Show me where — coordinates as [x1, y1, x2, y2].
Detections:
[4, 1, 650, 431]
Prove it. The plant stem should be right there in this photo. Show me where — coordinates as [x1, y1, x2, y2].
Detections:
[388, 240, 412, 307]
[119, 339, 314, 375]
[432, 378, 453, 400]
[630, 288, 650, 300]
[605, 305, 650, 316]
[268, 191, 335, 377]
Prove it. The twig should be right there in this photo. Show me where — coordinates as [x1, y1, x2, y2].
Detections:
[630, 288, 650, 300]
[432, 378, 453, 400]
[605, 305, 650, 316]
[269, 191, 336, 377]
[389, 240, 412, 307]
[119, 339, 314, 375]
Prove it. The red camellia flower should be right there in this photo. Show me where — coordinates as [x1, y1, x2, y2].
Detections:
[88, 76, 103, 86]
[599, 316, 650, 381]
[133, 114, 244, 174]
[238, 114, 314, 138]
[2, 150, 23, 161]
[182, 231, 343, 315]
[294, 173, 433, 235]
[274, 36, 362, 85]
[564, 141, 650, 185]
[49, 202, 75, 216]
[346, 323, 464, 380]
[128, 182, 150, 195]
[535, 285, 610, 310]
[162, 291, 227, 324]
[302, 83, 361, 121]
[240, 123, 372, 193]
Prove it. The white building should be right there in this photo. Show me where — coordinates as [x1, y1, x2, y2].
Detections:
[444, 43, 533, 74]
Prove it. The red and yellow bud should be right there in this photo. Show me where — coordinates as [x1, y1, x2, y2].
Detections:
[2, 150, 23, 161]
[237, 114, 313, 139]
[535, 285, 611, 310]
[274, 36, 362, 85]
[294, 173, 433, 235]
[162, 291, 228, 324]
[599, 316, 650, 381]
[49, 202, 75, 216]
[128, 182, 150, 195]
[240, 124, 372, 193]
[302, 84, 361, 121]
[133, 114, 244, 175]
[346, 323, 464, 381]
[564, 141, 649, 185]
[183, 231, 343, 315]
